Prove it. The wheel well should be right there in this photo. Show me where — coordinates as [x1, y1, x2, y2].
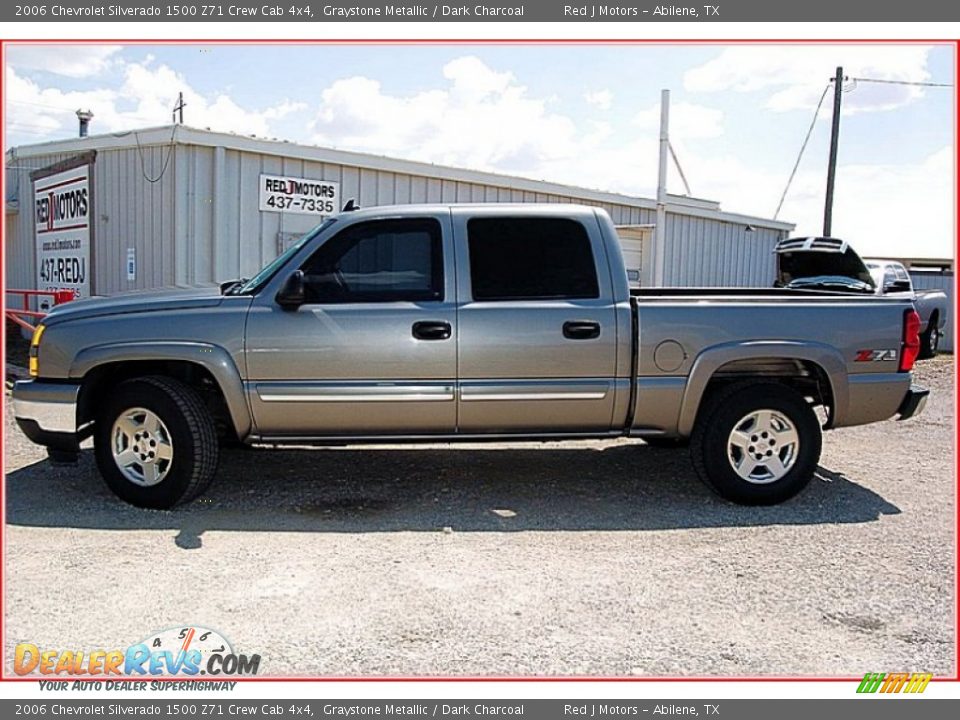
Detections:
[699, 357, 834, 427]
[928, 310, 939, 330]
[77, 360, 238, 440]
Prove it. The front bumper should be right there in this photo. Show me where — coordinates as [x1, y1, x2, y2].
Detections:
[896, 384, 930, 420]
[12, 379, 84, 451]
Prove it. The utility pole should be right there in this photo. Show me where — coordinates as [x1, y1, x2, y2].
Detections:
[172, 92, 186, 124]
[653, 88, 669, 287]
[823, 66, 844, 237]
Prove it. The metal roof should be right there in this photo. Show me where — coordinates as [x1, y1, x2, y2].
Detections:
[6, 124, 796, 232]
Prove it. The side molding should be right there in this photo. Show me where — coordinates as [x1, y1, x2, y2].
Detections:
[71, 341, 252, 438]
[676, 340, 848, 436]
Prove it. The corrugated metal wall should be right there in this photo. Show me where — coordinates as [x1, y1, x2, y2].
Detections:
[910, 270, 954, 352]
[99, 145, 177, 293]
[662, 216, 781, 287]
[6, 140, 789, 295]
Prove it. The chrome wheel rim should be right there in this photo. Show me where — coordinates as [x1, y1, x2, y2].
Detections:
[727, 409, 799, 484]
[111, 407, 174, 487]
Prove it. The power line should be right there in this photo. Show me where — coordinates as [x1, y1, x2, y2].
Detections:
[6, 120, 58, 130]
[8, 99, 79, 112]
[134, 124, 178, 184]
[8, 99, 162, 124]
[6, 123, 60, 135]
[774, 83, 832, 221]
[848, 76, 953, 88]
[667, 141, 692, 197]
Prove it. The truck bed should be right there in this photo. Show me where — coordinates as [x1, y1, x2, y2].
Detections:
[631, 286, 880, 299]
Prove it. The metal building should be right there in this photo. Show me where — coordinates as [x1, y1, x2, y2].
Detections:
[5, 124, 794, 299]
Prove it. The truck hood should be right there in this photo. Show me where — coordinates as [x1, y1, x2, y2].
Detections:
[775, 237, 876, 293]
[42, 287, 225, 326]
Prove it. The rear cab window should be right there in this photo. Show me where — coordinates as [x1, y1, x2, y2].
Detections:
[466, 217, 600, 301]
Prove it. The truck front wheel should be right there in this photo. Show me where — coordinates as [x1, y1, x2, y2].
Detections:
[94, 376, 219, 509]
[690, 382, 821, 505]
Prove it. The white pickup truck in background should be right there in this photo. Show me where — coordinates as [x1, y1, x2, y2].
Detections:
[864, 259, 948, 359]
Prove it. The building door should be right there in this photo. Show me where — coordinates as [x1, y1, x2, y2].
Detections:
[616, 225, 654, 288]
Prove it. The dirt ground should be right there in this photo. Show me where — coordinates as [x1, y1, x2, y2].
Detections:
[2, 354, 955, 677]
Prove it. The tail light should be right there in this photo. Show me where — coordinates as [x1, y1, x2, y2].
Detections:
[899, 308, 921, 372]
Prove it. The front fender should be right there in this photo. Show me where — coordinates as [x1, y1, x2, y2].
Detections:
[676, 340, 848, 436]
[71, 341, 252, 438]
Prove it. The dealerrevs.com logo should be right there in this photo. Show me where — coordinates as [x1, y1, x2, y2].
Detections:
[14, 626, 261, 677]
[857, 672, 932, 694]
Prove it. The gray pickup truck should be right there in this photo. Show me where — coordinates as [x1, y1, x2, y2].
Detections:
[13, 204, 928, 509]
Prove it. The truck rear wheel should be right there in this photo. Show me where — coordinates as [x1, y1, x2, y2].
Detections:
[690, 382, 821, 505]
[918, 322, 940, 360]
[94, 376, 219, 509]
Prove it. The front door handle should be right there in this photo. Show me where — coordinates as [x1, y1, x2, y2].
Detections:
[563, 321, 601, 340]
[412, 321, 452, 341]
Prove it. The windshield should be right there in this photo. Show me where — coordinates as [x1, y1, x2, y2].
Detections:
[235, 218, 337, 294]
[784, 275, 875, 293]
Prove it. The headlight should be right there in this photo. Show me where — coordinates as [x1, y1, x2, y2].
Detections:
[28, 324, 45, 378]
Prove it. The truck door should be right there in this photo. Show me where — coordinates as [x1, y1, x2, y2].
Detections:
[453, 210, 619, 433]
[245, 213, 457, 436]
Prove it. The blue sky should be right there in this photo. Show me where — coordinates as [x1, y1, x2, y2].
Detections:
[6, 43, 955, 257]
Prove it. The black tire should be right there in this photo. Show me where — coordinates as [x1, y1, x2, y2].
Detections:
[690, 382, 821, 506]
[643, 437, 690, 448]
[94, 376, 219, 509]
[918, 322, 940, 360]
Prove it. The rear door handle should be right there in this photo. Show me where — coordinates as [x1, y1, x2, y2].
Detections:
[412, 321, 452, 341]
[563, 321, 601, 340]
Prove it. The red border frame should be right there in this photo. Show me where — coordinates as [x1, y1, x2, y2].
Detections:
[0, 36, 957, 685]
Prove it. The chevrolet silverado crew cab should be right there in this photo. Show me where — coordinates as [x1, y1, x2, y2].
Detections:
[14, 204, 928, 509]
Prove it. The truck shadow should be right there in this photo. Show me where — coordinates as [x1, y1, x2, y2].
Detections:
[5, 442, 901, 549]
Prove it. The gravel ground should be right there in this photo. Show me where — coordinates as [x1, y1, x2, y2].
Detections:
[2, 357, 955, 677]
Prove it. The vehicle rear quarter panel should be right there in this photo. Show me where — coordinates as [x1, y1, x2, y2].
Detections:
[631, 296, 913, 435]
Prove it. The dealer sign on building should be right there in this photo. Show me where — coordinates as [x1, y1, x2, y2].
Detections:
[259, 174, 340, 216]
[32, 156, 94, 309]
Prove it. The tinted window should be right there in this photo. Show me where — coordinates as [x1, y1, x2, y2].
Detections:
[300, 218, 443, 303]
[467, 217, 599, 301]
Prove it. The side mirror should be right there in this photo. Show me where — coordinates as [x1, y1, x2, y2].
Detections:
[276, 270, 305, 310]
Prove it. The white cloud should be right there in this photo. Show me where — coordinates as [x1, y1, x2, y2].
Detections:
[808, 147, 953, 258]
[310, 56, 580, 173]
[5, 66, 118, 139]
[6, 61, 308, 142]
[584, 89, 613, 110]
[7, 45, 122, 78]
[685, 46, 935, 115]
[633, 101, 725, 140]
[263, 100, 308, 120]
[663, 144, 953, 259]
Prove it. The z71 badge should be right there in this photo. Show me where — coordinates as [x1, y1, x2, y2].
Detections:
[855, 349, 899, 362]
